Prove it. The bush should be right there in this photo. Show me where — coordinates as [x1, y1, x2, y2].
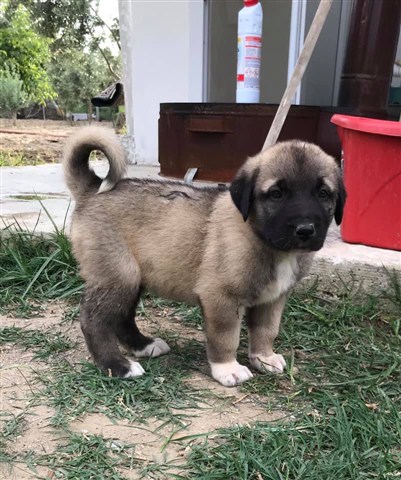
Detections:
[0, 69, 28, 124]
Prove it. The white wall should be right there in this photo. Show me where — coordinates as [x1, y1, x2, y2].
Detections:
[119, 0, 204, 165]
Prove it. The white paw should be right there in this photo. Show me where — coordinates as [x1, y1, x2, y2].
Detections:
[210, 360, 253, 387]
[250, 353, 286, 373]
[123, 359, 145, 378]
[133, 338, 170, 358]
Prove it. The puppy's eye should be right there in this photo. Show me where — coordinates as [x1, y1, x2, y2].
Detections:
[267, 188, 283, 200]
[318, 187, 330, 199]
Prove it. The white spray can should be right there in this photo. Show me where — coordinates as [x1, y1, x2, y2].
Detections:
[236, 0, 263, 103]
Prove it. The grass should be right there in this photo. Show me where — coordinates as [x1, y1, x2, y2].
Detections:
[0, 326, 74, 360]
[1, 221, 401, 478]
[0, 413, 31, 480]
[165, 280, 401, 479]
[9, 194, 53, 201]
[36, 432, 137, 480]
[133, 280, 401, 478]
[2, 431, 137, 480]
[0, 412, 27, 458]
[0, 151, 46, 167]
[175, 395, 401, 479]
[33, 335, 214, 429]
[240, 283, 401, 404]
[0, 219, 82, 316]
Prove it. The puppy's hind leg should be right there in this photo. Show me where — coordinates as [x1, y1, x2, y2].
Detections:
[80, 285, 145, 378]
[115, 289, 170, 359]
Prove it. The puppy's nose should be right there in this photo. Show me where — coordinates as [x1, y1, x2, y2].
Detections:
[295, 223, 316, 239]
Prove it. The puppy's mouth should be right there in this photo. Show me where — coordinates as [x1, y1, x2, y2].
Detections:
[268, 236, 326, 252]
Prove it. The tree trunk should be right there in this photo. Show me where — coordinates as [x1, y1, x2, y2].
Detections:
[88, 100, 93, 124]
[12, 111, 17, 127]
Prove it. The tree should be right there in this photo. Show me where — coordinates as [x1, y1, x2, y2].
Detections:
[48, 46, 119, 116]
[0, 4, 55, 104]
[37, 0, 122, 115]
[0, 69, 28, 125]
[4, 0, 95, 51]
[4, 0, 120, 57]
[1, 0, 121, 116]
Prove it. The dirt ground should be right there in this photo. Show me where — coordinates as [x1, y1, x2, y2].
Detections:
[0, 304, 284, 479]
[0, 119, 114, 165]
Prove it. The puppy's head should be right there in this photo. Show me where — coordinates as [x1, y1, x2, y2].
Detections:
[230, 141, 346, 252]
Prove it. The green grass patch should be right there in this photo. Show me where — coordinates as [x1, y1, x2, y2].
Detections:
[0, 412, 33, 477]
[165, 278, 401, 479]
[0, 151, 46, 167]
[0, 220, 82, 316]
[34, 336, 214, 428]
[2, 220, 401, 479]
[38, 432, 136, 480]
[61, 302, 81, 323]
[177, 393, 401, 479]
[240, 283, 401, 406]
[9, 194, 53, 201]
[0, 326, 74, 360]
[0, 412, 27, 459]
[3, 431, 137, 480]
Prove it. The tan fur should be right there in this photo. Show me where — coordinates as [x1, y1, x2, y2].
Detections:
[63, 126, 127, 199]
[63, 127, 344, 386]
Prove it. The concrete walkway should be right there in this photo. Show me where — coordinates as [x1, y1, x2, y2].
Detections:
[2, 162, 400, 292]
[1, 162, 157, 232]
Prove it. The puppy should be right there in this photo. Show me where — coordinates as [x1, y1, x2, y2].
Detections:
[63, 127, 345, 387]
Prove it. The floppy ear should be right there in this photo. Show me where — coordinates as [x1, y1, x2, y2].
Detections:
[335, 176, 346, 225]
[229, 168, 258, 222]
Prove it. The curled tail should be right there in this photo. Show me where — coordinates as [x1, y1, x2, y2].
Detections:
[63, 126, 127, 200]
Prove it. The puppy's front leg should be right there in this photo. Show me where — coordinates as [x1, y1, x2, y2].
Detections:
[247, 295, 287, 373]
[200, 295, 253, 387]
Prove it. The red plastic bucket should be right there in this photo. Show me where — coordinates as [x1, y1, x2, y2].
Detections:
[331, 114, 401, 251]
